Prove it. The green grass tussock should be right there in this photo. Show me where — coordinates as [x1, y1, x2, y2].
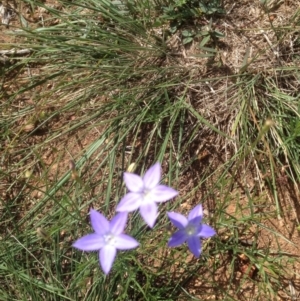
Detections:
[1, 0, 300, 300]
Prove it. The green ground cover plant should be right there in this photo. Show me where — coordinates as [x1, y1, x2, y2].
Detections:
[1, 0, 300, 300]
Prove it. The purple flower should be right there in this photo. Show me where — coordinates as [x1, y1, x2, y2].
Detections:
[116, 162, 178, 228]
[167, 204, 216, 257]
[73, 209, 139, 274]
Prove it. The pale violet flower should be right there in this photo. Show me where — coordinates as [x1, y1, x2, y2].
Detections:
[73, 209, 139, 274]
[117, 162, 178, 228]
[167, 204, 216, 257]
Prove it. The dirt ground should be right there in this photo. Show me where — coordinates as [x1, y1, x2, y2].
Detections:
[1, 0, 300, 300]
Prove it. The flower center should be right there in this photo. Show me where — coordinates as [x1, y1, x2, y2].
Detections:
[142, 188, 152, 204]
[185, 225, 196, 236]
[103, 233, 116, 246]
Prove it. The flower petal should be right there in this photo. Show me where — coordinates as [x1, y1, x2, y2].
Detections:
[143, 162, 161, 189]
[198, 224, 216, 238]
[73, 233, 104, 251]
[99, 245, 116, 275]
[123, 172, 144, 192]
[110, 212, 128, 235]
[167, 212, 188, 229]
[115, 234, 139, 250]
[139, 202, 158, 228]
[90, 209, 109, 235]
[168, 230, 187, 247]
[117, 192, 142, 212]
[151, 185, 178, 202]
[188, 204, 203, 223]
[187, 236, 201, 258]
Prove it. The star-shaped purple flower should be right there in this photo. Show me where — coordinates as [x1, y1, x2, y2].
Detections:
[73, 209, 139, 274]
[116, 162, 178, 228]
[167, 204, 216, 257]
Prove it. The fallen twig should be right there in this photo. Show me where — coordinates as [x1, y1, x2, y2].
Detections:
[0, 48, 33, 55]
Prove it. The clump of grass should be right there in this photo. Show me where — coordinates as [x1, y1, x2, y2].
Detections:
[1, 0, 300, 300]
